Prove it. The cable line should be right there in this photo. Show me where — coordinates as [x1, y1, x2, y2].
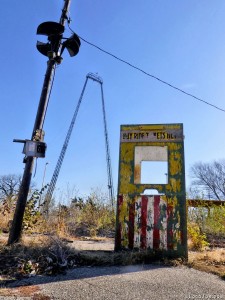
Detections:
[77, 35, 225, 113]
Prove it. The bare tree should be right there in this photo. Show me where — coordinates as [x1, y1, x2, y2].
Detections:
[0, 174, 21, 202]
[0, 174, 36, 206]
[190, 160, 225, 200]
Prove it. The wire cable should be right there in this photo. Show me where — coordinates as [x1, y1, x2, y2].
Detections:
[42, 63, 57, 127]
[67, 22, 225, 113]
[33, 158, 38, 178]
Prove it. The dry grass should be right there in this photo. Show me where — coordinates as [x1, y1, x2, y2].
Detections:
[0, 285, 51, 299]
[0, 234, 81, 280]
[0, 233, 225, 285]
[188, 249, 225, 278]
[0, 285, 40, 297]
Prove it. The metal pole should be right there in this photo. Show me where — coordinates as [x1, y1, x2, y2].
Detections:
[8, 0, 72, 245]
[100, 83, 115, 207]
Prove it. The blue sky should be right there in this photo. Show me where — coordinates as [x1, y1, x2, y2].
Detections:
[1, 1, 225, 202]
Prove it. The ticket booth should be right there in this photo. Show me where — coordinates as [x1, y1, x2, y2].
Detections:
[115, 123, 187, 259]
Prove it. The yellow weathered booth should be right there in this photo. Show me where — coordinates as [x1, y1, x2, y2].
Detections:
[115, 123, 187, 259]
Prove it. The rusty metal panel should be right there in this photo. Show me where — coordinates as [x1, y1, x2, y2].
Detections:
[115, 123, 187, 259]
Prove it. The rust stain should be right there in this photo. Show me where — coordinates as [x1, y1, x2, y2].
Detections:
[134, 164, 141, 183]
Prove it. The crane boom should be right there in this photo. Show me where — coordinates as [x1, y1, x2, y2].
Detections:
[44, 73, 114, 212]
[44, 76, 88, 213]
[88, 73, 115, 206]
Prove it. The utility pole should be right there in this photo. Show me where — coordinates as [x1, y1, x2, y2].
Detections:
[8, 0, 80, 245]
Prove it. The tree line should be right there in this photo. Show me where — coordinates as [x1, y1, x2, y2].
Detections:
[1, 160, 225, 204]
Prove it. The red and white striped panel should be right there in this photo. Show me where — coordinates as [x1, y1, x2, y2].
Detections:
[134, 196, 167, 250]
[117, 195, 178, 251]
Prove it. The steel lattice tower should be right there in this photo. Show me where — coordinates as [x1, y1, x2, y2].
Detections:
[44, 73, 114, 212]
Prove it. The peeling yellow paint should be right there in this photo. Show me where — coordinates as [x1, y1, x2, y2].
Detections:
[170, 157, 182, 176]
[122, 124, 181, 131]
[166, 178, 181, 193]
[168, 143, 182, 151]
[165, 195, 178, 206]
[116, 124, 187, 257]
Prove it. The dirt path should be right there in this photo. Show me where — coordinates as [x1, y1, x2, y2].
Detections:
[71, 237, 114, 251]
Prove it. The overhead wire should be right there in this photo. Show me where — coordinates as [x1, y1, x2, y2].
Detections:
[79, 36, 225, 113]
[67, 24, 225, 113]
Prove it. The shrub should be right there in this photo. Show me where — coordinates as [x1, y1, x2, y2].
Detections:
[68, 194, 115, 238]
[187, 201, 225, 249]
[188, 222, 209, 251]
[205, 205, 225, 235]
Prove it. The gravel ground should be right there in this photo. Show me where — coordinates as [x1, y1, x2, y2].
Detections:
[71, 238, 114, 251]
[1, 265, 225, 300]
[1, 238, 225, 299]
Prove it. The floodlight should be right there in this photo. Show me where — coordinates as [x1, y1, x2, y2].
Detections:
[62, 33, 81, 57]
[37, 21, 64, 36]
[36, 21, 64, 57]
[36, 21, 80, 58]
[36, 41, 52, 57]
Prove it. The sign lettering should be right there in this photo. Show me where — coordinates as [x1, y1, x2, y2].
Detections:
[121, 129, 183, 143]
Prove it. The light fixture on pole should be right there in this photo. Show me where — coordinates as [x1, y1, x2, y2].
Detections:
[8, 0, 80, 245]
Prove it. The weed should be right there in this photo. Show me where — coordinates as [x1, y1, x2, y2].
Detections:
[188, 223, 209, 251]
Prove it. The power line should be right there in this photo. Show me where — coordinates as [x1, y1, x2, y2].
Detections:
[77, 35, 225, 113]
